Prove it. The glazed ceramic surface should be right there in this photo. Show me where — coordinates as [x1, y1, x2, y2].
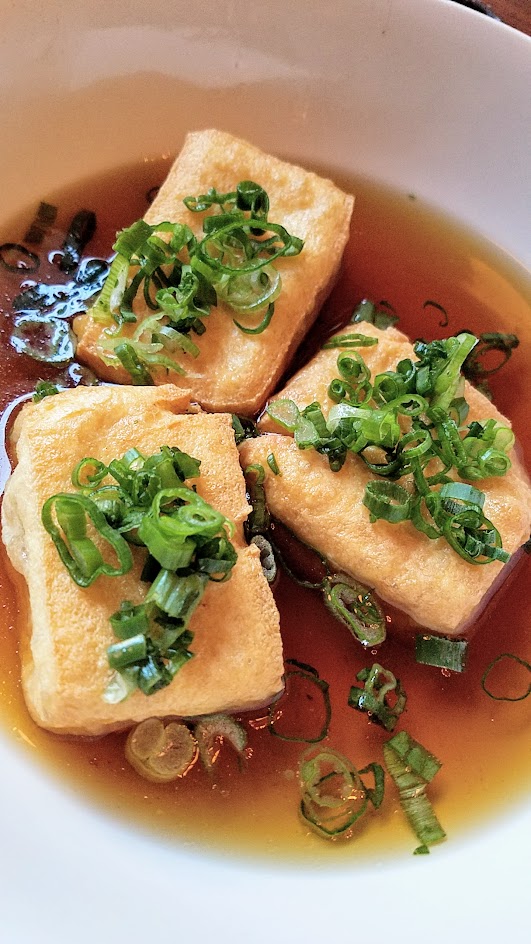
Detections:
[0, 1, 529, 941]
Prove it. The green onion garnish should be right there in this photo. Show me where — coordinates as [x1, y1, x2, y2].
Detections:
[243, 463, 270, 537]
[267, 331, 514, 565]
[480, 653, 531, 702]
[41, 493, 134, 587]
[43, 445, 238, 700]
[298, 746, 383, 840]
[463, 331, 519, 384]
[322, 333, 379, 349]
[268, 660, 331, 743]
[87, 181, 303, 381]
[231, 414, 257, 445]
[109, 600, 150, 639]
[11, 314, 76, 365]
[383, 730, 446, 852]
[351, 298, 399, 330]
[193, 713, 247, 774]
[126, 717, 198, 782]
[0, 242, 40, 272]
[59, 209, 96, 274]
[266, 452, 281, 475]
[265, 398, 301, 432]
[323, 574, 386, 646]
[348, 663, 407, 731]
[233, 301, 275, 335]
[32, 380, 61, 402]
[415, 634, 468, 673]
[358, 761, 385, 810]
[249, 534, 277, 583]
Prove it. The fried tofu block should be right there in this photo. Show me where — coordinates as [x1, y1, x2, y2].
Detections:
[244, 323, 531, 636]
[74, 129, 353, 414]
[1, 384, 283, 735]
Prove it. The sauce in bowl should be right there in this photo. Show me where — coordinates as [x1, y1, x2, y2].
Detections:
[0, 157, 530, 861]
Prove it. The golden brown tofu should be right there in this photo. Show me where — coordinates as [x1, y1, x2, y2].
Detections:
[244, 323, 531, 636]
[1, 384, 283, 735]
[74, 129, 353, 414]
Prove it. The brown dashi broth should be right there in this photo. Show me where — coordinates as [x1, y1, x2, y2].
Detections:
[0, 157, 530, 862]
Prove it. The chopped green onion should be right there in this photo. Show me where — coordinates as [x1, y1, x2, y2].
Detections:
[234, 301, 275, 335]
[11, 314, 76, 364]
[322, 333, 379, 349]
[44, 445, 237, 699]
[41, 493, 133, 587]
[351, 298, 399, 329]
[480, 653, 531, 702]
[194, 714, 247, 773]
[107, 633, 147, 670]
[109, 600, 150, 640]
[145, 570, 207, 621]
[266, 452, 281, 475]
[250, 534, 277, 583]
[415, 634, 468, 673]
[86, 182, 303, 373]
[383, 730, 446, 851]
[358, 762, 385, 809]
[232, 414, 257, 445]
[103, 669, 139, 704]
[363, 480, 411, 524]
[138, 515, 196, 570]
[71, 457, 108, 489]
[298, 746, 370, 839]
[244, 463, 270, 537]
[323, 574, 386, 646]
[32, 380, 61, 402]
[348, 663, 406, 730]
[268, 661, 331, 743]
[279, 333, 513, 564]
[266, 398, 301, 432]
[463, 332, 519, 382]
[0, 242, 40, 272]
[126, 718, 197, 782]
[59, 209, 96, 274]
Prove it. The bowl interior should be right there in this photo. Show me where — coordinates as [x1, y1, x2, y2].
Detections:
[0, 1, 530, 942]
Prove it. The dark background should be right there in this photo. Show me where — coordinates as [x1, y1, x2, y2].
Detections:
[457, 0, 530, 33]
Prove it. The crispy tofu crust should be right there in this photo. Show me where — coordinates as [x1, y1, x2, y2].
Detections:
[1, 384, 283, 735]
[244, 323, 531, 636]
[74, 129, 353, 414]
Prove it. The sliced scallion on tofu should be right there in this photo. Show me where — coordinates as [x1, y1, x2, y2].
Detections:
[42, 445, 238, 700]
[86, 180, 304, 381]
[266, 332, 515, 565]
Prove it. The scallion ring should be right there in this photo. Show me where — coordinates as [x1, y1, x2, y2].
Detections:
[480, 653, 531, 702]
[323, 574, 385, 646]
[268, 663, 331, 743]
[363, 481, 411, 524]
[42, 493, 134, 587]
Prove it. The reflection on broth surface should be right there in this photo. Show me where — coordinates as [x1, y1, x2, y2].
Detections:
[0, 157, 530, 862]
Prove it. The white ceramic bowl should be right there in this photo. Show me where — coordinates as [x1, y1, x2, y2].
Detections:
[0, 1, 529, 941]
